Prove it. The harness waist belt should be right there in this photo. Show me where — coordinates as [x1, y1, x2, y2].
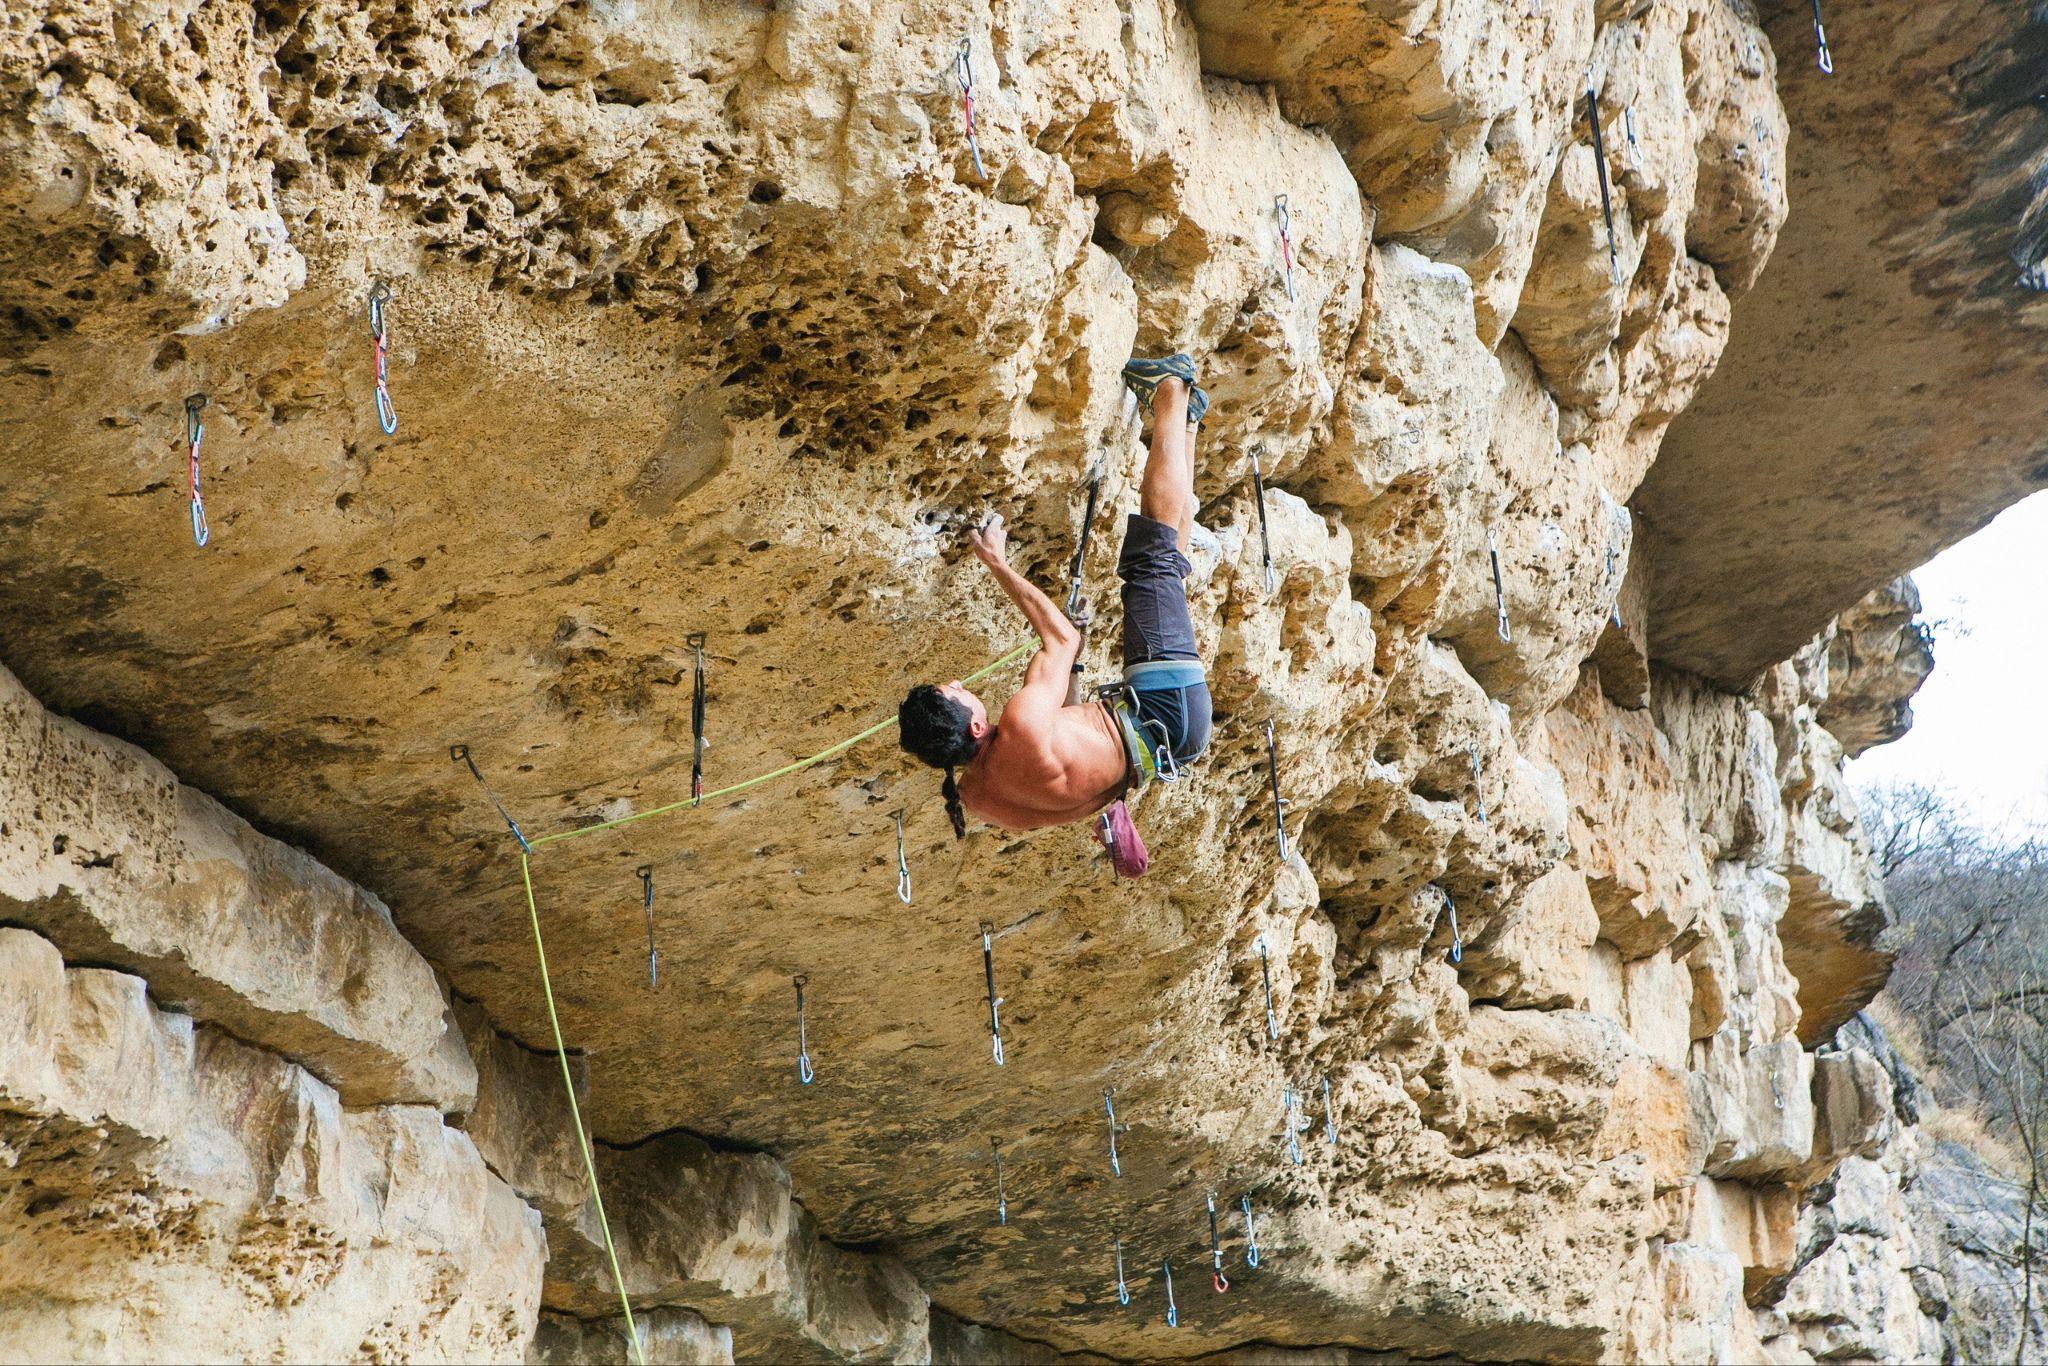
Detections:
[1124, 659, 1205, 691]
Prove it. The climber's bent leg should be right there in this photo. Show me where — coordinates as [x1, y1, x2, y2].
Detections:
[1115, 512, 1213, 769]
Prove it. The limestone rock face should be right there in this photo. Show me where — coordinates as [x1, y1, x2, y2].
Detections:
[0, 926, 543, 1363]
[1818, 578, 1935, 759]
[0, 0, 2032, 1361]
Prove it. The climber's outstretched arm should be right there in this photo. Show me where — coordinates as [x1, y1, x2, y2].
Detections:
[968, 515, 1081, 686]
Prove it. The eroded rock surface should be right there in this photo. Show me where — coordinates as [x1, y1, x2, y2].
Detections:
[0, 0, 2035, 1361]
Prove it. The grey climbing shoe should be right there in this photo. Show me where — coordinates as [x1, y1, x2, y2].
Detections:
[1185, 384, 1210, 426]
[1121, 353, 1197, 409]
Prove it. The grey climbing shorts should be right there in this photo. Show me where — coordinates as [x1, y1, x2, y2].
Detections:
[1116, 514, 1211, 763]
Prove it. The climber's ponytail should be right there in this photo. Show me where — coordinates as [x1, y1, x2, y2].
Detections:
[942, 767, 967, 841]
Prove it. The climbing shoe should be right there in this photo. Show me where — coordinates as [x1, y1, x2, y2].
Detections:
[1121, 353, 1198, 410]
[1185, 384, 1210, 426]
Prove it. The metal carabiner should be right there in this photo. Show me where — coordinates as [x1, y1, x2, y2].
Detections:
[367, 282, 397, 435]
[1207, 1192, 1229, 1293]
[1162, 1258, 1179, 1327]
[1437, 886, 1464, 966]
[1249, 444, 1279, 596]
[1115, 1235, 1130, 1306]
[893, 807, 912, 904]
[954, 36, 987, 180]
[1468, 744, 1488, 825]
[981, 923, 1005, 1066]
[1066, 454, 1107, 618]
[1811, 0, 1834, 74]
[1623, 104, 1642, 170]
[1282, 1087, 1305, 1165]
[1255, 935, 1279, 1041]
[449, 743, 533, 853]
[794, 974, 815, 1084]
[990, 1137, 1007, 1225]
[1274, 194, 1296, 302]
[1104, 1088, 1126, 1177]
[1242, 1195, 1261, 1268]
[1263, 721, 1291, 864]
[1321, 1073, 1338, 1145]
[1488, 532, 1512, 644]
[183, 394, 210, 548]
[687, 632, 708, 804]
[1584, 84, 1622, 288]
[638, 866, 657, 988]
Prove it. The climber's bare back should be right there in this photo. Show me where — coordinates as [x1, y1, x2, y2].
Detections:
[956, 690, 1128, 831]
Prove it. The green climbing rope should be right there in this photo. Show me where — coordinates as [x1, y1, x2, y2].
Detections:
[509, 639, 1034, 1358]
[529, 639, 1034, 848]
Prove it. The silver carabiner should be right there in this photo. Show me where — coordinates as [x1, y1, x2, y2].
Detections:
[1321, 1073, 1337, 1145]
[1468, 744, 1488, 825]
[794, 974, 815, 1084]
[1811, 0, 1834, 74]
[893, 807, 912, 904]
[1104, 1088, 1126, 1176]
[1115, 1236, 1130, 1306]
[639, 865, 657, 988]
[990, 1136, 1007, 1224]
[183, 394, 210, 548]
[1256, 935, 1279, 1041]
[1162, 1258, 1178, 1327]
[1488, 531, 1512, 643]
[1435, 886, 1464, 966]
[1242, 1194, 1261, 1268]
[981, 924, 1005, 1066]
[1283, 1087, 1305, 1165]
[1274, 194, 1296, 302]
[1207, 1192, 1229, 1293]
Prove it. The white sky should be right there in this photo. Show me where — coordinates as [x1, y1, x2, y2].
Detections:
[1847, 490, 2048, 835]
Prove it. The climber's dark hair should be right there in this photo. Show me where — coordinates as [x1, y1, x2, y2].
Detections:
[899, 684, 979, 840]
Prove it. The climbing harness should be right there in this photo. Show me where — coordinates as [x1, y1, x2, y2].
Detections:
[1242, 1195, 1261, 1268]
[1066, 453, 1108, 618]
[954, 37, 988, 180]
[1103, 1088, 1127, 1176]
[1274, 195, 1297, 301]
[1263, 721, 1291, 863]
[1810, 0, 1834, 74]
[1207, 1193, 1230, 1293]
[686, 632, 708, 805]
[793, 974, 815, 1084]
[183, 394, 210, 548]
[1256, 935, 1280, 1041]
[990, 1137, 1008, 1224]
[1468, 745, 1488, 825]
[1097, 680, 1181, 787]
[1282, 1086, 1306, 1165]
[981, 923, 1006, 1066]
[1320, 1074, 1337, 1145]
[1436, 886, 1464, 966]
[449, 744, 533, 853]
[1162, 1258, 1179, 1327]
[1623, 105, 1642, 170]
[1585, 84, 1623, 287]
[893, 807, 912, 905]
[637, 865, 657, 988]
[1114, 1236, 1131, 1306]
[1248, 444, 1279, 596]
[367, 282, 397, 436]
[1488, 532, 1512, 644]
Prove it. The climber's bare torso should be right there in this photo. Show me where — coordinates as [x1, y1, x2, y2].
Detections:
[956, 691, 1127, 831]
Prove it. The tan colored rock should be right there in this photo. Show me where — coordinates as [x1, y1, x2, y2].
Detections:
[1808, 1047, 1897, 1170]
[1652, 668, 1785, 867]
[454, 994, 591, 1219]
[1696, 1032, 1815, 1183]
[1817, 577, 1933, 757]
[0, 926, 541, 1362]
[1546, 667, 1710, 958]
[1596, 1055, 1711, 1194]
[0, 662, 471, 1111]
[1461, 867, 1600, 1011]
[530, 1309, 734, 1366]
[1681, 1177, 1801, 1303]
[1619, 1240, 1771, 1366]
[1591, 511, 1651, 709]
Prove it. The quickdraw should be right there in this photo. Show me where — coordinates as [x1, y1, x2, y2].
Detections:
[1437, 886, 1464, 966]
[1242, 1195, 1261, 1268]
[1162, 1258, 1179, 1327]
[1256, 935, 1280, 1041]
[1249, 444, 1279, 595]
[688, 632, 708, 805]
[1810, 0, 1834, 74]
[1585, 84, 1623, 287]
[1115, 1235, 1130, 1306]
[1321, 1074, 1338, 1145]
[1469, 744, 1488, 825]
[794, 974, 815, 1084]
[638, 865, 657, 988]
[1274, 194, 1297, 301]
[1066, 451, 1108, 618]
[954, 37, 988, 180]
[893, 807, 912, 905]
[1623, 104, 1642, 170]
[1207, 1192, 1230, 1293]
[980, 923, 1006, 1066]
[1488, 532, 1512, 644]
[1104, 1088, 1127, 1177]
[990, 1137, 1008, 1224]
[184, 394, 210, 548]
[368, 282, 397, 435]
[449, 743, 533, 853]
[1282, 1086, 1306, 1165]
[1264, 721, 1291, 863]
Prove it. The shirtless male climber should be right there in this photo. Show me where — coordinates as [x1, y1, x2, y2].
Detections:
[897, 356, 1214, 870]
